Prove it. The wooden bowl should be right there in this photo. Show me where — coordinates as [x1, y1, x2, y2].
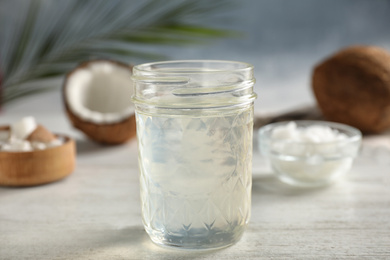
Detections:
[0, 127, 76, 187]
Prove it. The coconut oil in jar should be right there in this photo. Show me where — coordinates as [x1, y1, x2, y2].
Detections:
[132, 60, 257, 250]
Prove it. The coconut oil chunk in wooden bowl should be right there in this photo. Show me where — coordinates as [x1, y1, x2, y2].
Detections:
[0, 117, 76, 186]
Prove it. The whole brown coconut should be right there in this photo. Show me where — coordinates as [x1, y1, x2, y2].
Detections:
[63, 60, 136, 144]
[312, 45, 390, 133]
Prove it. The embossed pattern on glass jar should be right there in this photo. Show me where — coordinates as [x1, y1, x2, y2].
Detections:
[137, 108, 253, 249]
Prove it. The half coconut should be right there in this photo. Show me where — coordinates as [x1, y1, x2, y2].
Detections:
[63, 60, 136, 144]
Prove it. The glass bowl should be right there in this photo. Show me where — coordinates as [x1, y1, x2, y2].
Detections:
[258, 120, 362, 187]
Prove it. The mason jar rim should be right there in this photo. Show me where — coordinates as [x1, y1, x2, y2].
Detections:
[133, 60, 254, 75]
[131, 59, 256, 112]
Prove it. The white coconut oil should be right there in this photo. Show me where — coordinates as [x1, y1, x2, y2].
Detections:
[260, 121, 361, 187]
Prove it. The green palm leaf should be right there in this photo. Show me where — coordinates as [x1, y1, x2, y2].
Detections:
[0, 0, 236, 105]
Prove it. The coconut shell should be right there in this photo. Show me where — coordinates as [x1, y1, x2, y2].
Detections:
[63, 60, 136, 145]
[312, 45, 390, 133]
[27, 124, 57, 143]
[64, 109, 136, 145]
[0, 126, 76, 187]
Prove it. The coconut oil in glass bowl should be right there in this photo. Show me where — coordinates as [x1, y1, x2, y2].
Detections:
[258, 121, 362, 187]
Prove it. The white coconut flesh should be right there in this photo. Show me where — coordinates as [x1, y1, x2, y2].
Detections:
[66, 61, 134, 124]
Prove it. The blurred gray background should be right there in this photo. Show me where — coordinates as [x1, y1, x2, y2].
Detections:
[3, 0, 390, 115]
[161, 0, 390, 113]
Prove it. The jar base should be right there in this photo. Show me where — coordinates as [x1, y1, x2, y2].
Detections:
[145, 226, 246, 250]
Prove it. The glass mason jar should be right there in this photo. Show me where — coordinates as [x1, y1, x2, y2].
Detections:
[131, 60, 257, 250]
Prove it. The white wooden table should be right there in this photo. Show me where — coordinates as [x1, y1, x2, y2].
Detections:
[1, 92, 390, 259]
